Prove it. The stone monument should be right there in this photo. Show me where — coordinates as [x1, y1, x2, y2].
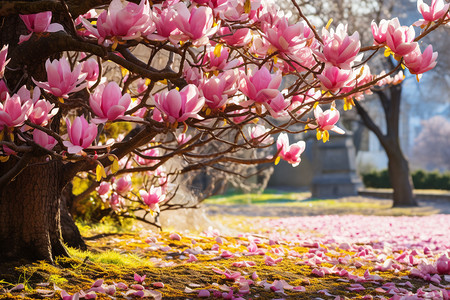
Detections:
[311, 131, 362, 198]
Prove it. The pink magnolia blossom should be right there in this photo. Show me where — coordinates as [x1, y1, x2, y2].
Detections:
[33, 129, 57, 150]
[276, 133, 305, 167]
[19, 12, 64, 43]
[218, 0, 260, 22]
[140, 186, 165, 212]
[0, 94, 33, 128]
[97, 181, 111, 196]
[239, 66, 282, 104]
[81, 58, 99, 82]
[416, 0, 449, 24]
[310, 105, 345, 142]
[219, 27, 252, 47]
[385, 18, 418, 57]
[316, 24, 360, 70]
[63, 116, 97, 154]
[230, 108, 250, 124]
[135, 78, 149, 94]
[267, 93, 290, 117]
[314, 106, 344, 133]
[147, 4, 180, 42]
[115, 175, 132, 195]
[33, 58, 87, 99]
[371, 19, 389, 45]
[248, 124, 273, 145]
[135, 148, 159, 166]
[265, 18, 314, 55]
[200, 77, 229, 110]
[200, 47, 241, 72]
[317, 66, 353, 93]
[403, 44, 438, 75]
[17, 86, 57, 126]
[109, 193, 123, 211]
[183, 61, 203, 86]
[200, 71, 238, 109]
[173, 4, 218, 47]
[0, 45, 9, 79]
[177, 133, 192, 145]
[82, 0, 153, 44]
[89, 82, 131, 122]
[154, 84, 205, 123]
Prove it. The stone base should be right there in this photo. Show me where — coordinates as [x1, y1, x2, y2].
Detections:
[311, 174, 362, 198]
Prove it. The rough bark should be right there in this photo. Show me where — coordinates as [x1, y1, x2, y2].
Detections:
[60, 182, 87, 250]
[385, 143, 417, 207]
[355, 82, 418, 207]
[0, 157, 69, 262]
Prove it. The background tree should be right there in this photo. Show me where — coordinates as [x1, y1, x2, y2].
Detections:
[283, 0, 449, 207]
[412, 115, 450, 171]
[0, 0, 445, 262]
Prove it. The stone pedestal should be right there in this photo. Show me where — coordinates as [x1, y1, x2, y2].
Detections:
[311, 132, 362, 198]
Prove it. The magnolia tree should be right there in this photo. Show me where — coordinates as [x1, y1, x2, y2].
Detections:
[0, 0, 447, 262]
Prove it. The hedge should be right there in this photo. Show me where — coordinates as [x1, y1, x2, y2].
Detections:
[362, 170, 450, 190]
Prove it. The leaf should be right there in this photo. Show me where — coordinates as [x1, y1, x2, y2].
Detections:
[108, 155, 120, 174]
[96, 163, 106, 181]
[244, 0, 251, 13]
[274, 156, 281, 165]
[214, 43, 222, 57]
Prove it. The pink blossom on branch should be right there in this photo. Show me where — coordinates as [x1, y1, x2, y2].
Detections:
[82, 0, 153, 44]
[414, 0, 449, 26]
[317, 66, 353, 93]
[403, 44, 438, 75]
[17, 86, 58, 126]
[200, 71, 238, 110]
[19, 12, 64, 44]
[0, 94, 33, 129]
[276, 133, 305, 167]
[315, 24, 361, 70]
[140, 186, 165, 212]
[173, 4, 218, 47]
[81, 58, 99, 83]
[33, 58, 87, 100]
[248, 124, 273, 145]
[264, 18, 314, 55]
[146, 4, 180, 43]
[385, 18, 418, 57]
[199, 46, 241, 73]
[218, 27, 252, 47]
[63, 116, 97, 154]
[309, 105, 345, 142]
[115, 175, 132, 195]
[154, 85, 205, 124]
[371, 19, 389, 45]
[33, 129, 57, 150]
[89, 82, 131, 123]
[239, 66, 282, 105]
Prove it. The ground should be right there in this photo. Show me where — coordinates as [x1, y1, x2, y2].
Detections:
[0, 193, 449, 299]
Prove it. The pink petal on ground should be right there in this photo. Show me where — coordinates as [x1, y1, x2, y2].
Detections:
[152, 282, 164, 288]
[197, 289, 210, 297]
[91, 279, 103, 287]
[169, 233, 182, 240]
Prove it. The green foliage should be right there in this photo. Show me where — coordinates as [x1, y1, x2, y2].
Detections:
[362, 169, 450, 190]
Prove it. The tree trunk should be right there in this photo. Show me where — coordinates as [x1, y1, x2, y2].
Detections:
[60, 182, 87, 251]
[385, 142, 418, 207]
[0, 157, 69, 262]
